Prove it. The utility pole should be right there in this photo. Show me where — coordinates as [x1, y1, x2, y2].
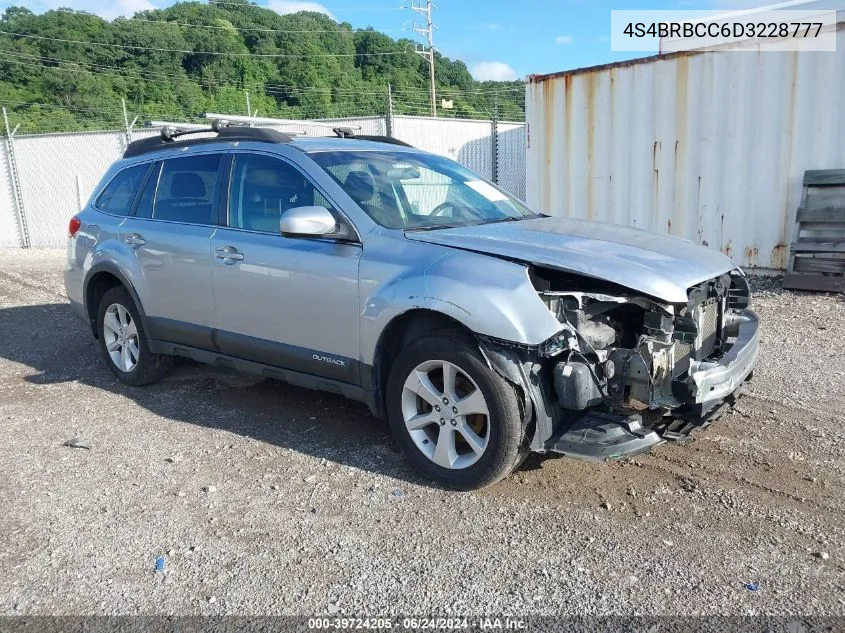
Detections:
[410, 0, 437, 117]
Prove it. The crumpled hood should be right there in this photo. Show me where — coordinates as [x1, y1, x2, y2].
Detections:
[405, 216, 736, 304]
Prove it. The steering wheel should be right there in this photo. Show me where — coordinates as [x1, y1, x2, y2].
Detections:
[431, 201, 481, 219]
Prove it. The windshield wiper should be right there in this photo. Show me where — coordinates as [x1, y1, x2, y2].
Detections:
[404, 224, 461, 232]
[482, 216, 525, 225]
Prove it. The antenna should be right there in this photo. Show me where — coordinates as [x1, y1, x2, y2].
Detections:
[409, 0, 437, 117]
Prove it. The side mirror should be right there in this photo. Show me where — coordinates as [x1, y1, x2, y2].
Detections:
[280, 206, 338, 237]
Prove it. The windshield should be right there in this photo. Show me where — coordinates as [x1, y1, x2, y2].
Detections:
[309, 149, 539, 230]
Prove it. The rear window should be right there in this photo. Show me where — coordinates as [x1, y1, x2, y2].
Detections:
[95, 164, 149, 215]
[152, 154, 222, 225]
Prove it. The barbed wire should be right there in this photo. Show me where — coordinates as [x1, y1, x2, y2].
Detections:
[1, 96, 524, 133]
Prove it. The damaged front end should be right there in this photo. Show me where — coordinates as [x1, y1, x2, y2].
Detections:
[481, 267, 759, 461]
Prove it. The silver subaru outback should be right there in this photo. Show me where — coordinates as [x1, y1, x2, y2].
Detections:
[64, 123, 759, 490]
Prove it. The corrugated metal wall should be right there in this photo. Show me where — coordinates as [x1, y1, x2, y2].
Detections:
[526, 27, 845, 271]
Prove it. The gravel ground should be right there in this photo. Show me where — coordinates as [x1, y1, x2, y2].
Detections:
[0, 249, 843, 616]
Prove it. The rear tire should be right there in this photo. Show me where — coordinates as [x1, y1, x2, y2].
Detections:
[96, 286, 171, 386]
[386, 332, 528, 490]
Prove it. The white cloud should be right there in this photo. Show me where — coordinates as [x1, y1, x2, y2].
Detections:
[267, 0, 335, 19]
[101, 0, 156, 20]
[555, 35, 573, 45]
[470, 61, 518, 81]
[476, 22, 505, 31]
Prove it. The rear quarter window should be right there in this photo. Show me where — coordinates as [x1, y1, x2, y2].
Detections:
[95, 164, 149, 215]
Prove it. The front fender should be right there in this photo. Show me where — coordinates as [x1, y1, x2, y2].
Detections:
[359, 249, 562, 365]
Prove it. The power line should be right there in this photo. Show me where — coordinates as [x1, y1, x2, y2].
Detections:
[129, 16, 403, 34]
[3, 57, 522, 116]
[0, 51, 390, 94]
[206, 1, 406, 10]
[0, 56, 524, 116]
[0, 99, 123, 115]
[0, 30, 412, 57]
[0, 58, 411, 107]
[51, 9, 405, 34]
[393, 85, 525, 96]
[0, 51, 524, 101]
[0, 57, 445, 111]
[0, 55, 523, 121]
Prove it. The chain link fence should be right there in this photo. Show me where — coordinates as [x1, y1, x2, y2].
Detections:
[496, 122, 527, 202]
[1, 112, 526, 248]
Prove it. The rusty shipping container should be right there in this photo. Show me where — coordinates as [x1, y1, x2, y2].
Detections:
[526, 25, 845, 271]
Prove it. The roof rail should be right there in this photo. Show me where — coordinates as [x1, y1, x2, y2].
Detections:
[205, 112, 357, 131]
[331, 127, 413, 148]
[124, 120, 293, 158]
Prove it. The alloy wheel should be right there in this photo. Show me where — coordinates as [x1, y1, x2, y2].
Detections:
[400, 359, 490, 469]
[102, 303, 139, 372]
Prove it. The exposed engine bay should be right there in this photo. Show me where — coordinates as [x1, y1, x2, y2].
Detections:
[479, 265, 758, 461]
[534, 266, 752, 410]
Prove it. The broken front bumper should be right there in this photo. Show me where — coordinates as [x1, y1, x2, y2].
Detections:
[682, 309, 759, 408]
[544, 309, 760, 461]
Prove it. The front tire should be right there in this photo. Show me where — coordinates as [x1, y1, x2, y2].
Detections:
[96, 286, 171, 386]
[386, 333, 528, 490]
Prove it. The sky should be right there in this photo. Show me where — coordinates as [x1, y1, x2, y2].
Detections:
[4, 0, 798, 79]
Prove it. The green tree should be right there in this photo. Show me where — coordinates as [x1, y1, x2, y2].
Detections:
[0, 2, 525, 132]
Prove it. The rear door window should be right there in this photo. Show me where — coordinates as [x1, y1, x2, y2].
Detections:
[95, 164, 149, 215]
[152, 154, 222, 225]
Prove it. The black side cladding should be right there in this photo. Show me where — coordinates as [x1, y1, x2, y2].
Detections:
[124, 127, 293, 158]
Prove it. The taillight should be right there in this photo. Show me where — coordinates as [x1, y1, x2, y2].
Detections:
[68, 216, 81, 238]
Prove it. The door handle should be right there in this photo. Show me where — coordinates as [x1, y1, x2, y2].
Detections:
[215, 246, 244, 263]
[124, 233, 146, 246]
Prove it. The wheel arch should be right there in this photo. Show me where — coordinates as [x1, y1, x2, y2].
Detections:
[369, 307, 545, 454]
[361, 251, 562, 419]
[83, 263, 149, 339]
[369, 309, 475, 418]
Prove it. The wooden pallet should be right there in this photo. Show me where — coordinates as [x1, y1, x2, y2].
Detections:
[783, 169, 845, 292]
